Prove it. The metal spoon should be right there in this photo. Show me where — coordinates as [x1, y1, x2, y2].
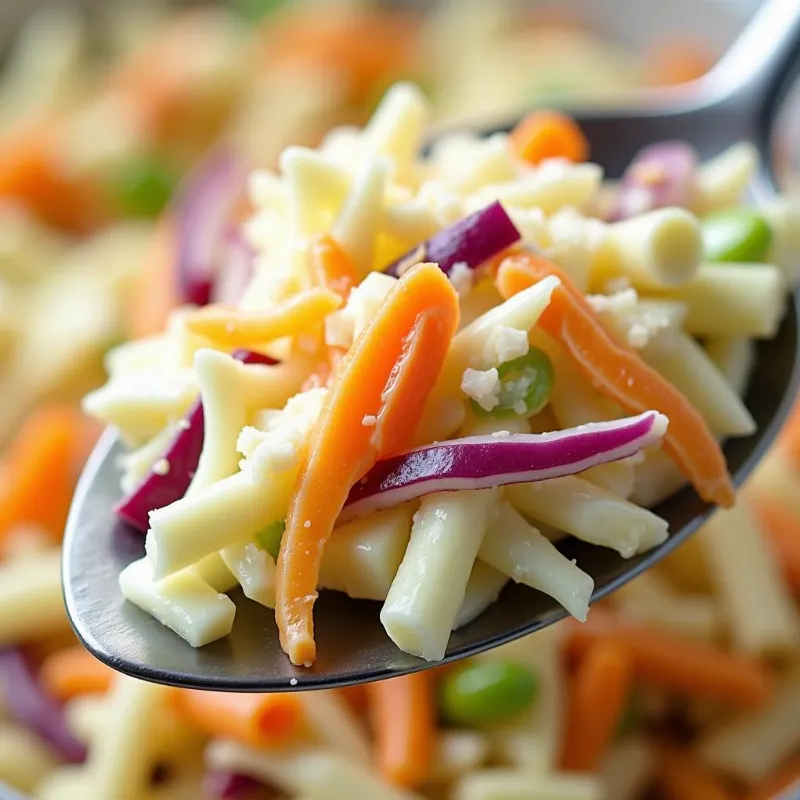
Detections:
[64, 0, 800, 691]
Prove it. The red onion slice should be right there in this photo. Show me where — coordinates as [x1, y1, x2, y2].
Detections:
[383, 201, 521, 277]
[211, 226, 256, 306]
[115, 349, 277, 532]
[176, 150, 250, 306]
[203, 770, 267, 799]
[341, 411, 668, 522]
[0, 648, 86, 763]
[611, 141, 699, 221]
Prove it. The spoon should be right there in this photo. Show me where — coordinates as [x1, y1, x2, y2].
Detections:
[64, 0, 800, 691]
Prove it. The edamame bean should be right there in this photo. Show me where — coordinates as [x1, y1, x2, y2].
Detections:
[256, 520, 285, 560]
[702, 209, 772, 263]
[110, 155, 177, 219]
[471, 347, 554, 419]
[440, 660, 539, 726]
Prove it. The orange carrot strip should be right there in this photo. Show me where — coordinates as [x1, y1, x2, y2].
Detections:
[127, 214, 179, 340]
[657, 745, 735, 800]
[649, 37, 715, 86]
[338, 685, 369, 716]
[560, 640, 633, 772]
[184, 289, 342, 348]
[368, 673, 435, 788]
[310, 234, 358, 299]
[510, 110, 589, 166]
[0, 407, 85, 544]
[779, 400, 800, 468]
[495, 253, 735, 507]
[745, 756, 800, 800]
[39, 647, 114, 701]
[276, 263, 459, 666]
[0, 123, 106, 235]
[565, 610, 773, 708]
[173, 689, 302, 747]
[750, 500, 800, 594]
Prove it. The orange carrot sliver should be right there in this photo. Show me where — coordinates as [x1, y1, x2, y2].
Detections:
[310, 234, 358, 300]
[0, 406, 85, 544]
[560, 640, 633, 772]
[174, 689, 302, 747]
[184, 289, 342, 348]
[368, 673, 435, 788]
[39, 647, 115, 702]
[750, 500, 800, 594]
[745, 756, 800, 800]
[779, 400, 800, 469]
[657, 745, 735, 800]
[276, 263, 459, 666]
[495, 254, 735, 507]
[510, 110, 589, 166]
[565, 610, 773, 708]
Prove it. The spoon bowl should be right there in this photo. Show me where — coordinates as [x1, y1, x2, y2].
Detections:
[64, 0, 800, 690]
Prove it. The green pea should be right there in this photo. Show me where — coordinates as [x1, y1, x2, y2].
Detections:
[109, 155, 177, 219]
[256, 520, 285, 560]
[702, 209, 772, 263]
[440, 660, 539, 727]
[231, 0, 287, 24]
[471, 347, 554, 419]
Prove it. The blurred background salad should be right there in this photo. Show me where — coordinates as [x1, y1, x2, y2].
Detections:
[2, 1, 800, 799]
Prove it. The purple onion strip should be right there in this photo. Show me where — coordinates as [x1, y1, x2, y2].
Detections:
[341, 411, 668, 522]
[611, 141, 698, 221]
[383, 200, 521, 277]
[203, 770, 267, 799]
[0, 648, 86, 762]
[176, 150, 250, 306]
[115, 349, 277, 531]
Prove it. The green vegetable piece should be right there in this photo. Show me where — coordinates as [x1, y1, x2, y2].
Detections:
[440, 660, 539, 727]
[256, 520, 285, 560]
[702, 209, 772, 263]
[615, 692, 641, 740]
[109, 155, 177, 219]
[232, 0, 286, 24]
[471, 346, 555, 419]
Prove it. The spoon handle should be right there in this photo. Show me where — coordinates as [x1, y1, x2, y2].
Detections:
[705, 0, 800, 122]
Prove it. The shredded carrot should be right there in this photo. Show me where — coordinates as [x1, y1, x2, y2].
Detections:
[338, 685, 369, 716]
[560, 640, 633, 772]
[509, 110, 589, 166]
[310, 234, 358, 300]
[656, 745, 735, 800]
[261, 10, 418, 101]
[779, 400, 800, 468]
[276, 263, 459, 666]
[0, 406, 85, 544]
[0, 122, 106, 235]
[495, 253, 735, 507]
[127, 214, 179, 340]
[565, 610, 773, 708]
[367, 672, 435, 788]
[173, 689, 302, 747]
[184, 289, 343, 348]
[750, 499, 800, 594]
[649, 37, 715, 86]
[39, 647, 114, 702]
[744, 755, 800, 800]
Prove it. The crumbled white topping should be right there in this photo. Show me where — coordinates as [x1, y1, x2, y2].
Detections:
[449, 261, 474, 297]
[362, 414, 377, 427]
[303, 520, 312, 529]
[603, 277, 632, 294]
[482, 325, 529, 368]
[289, 678, 298, 686]
[177, 419, 191, 431]
[491, 430, 511, 438]
[151, 458, 170, 476]
[324, 272, 397, 349]
[586, 288, 639, 315]
[461, 368, 501, 412]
